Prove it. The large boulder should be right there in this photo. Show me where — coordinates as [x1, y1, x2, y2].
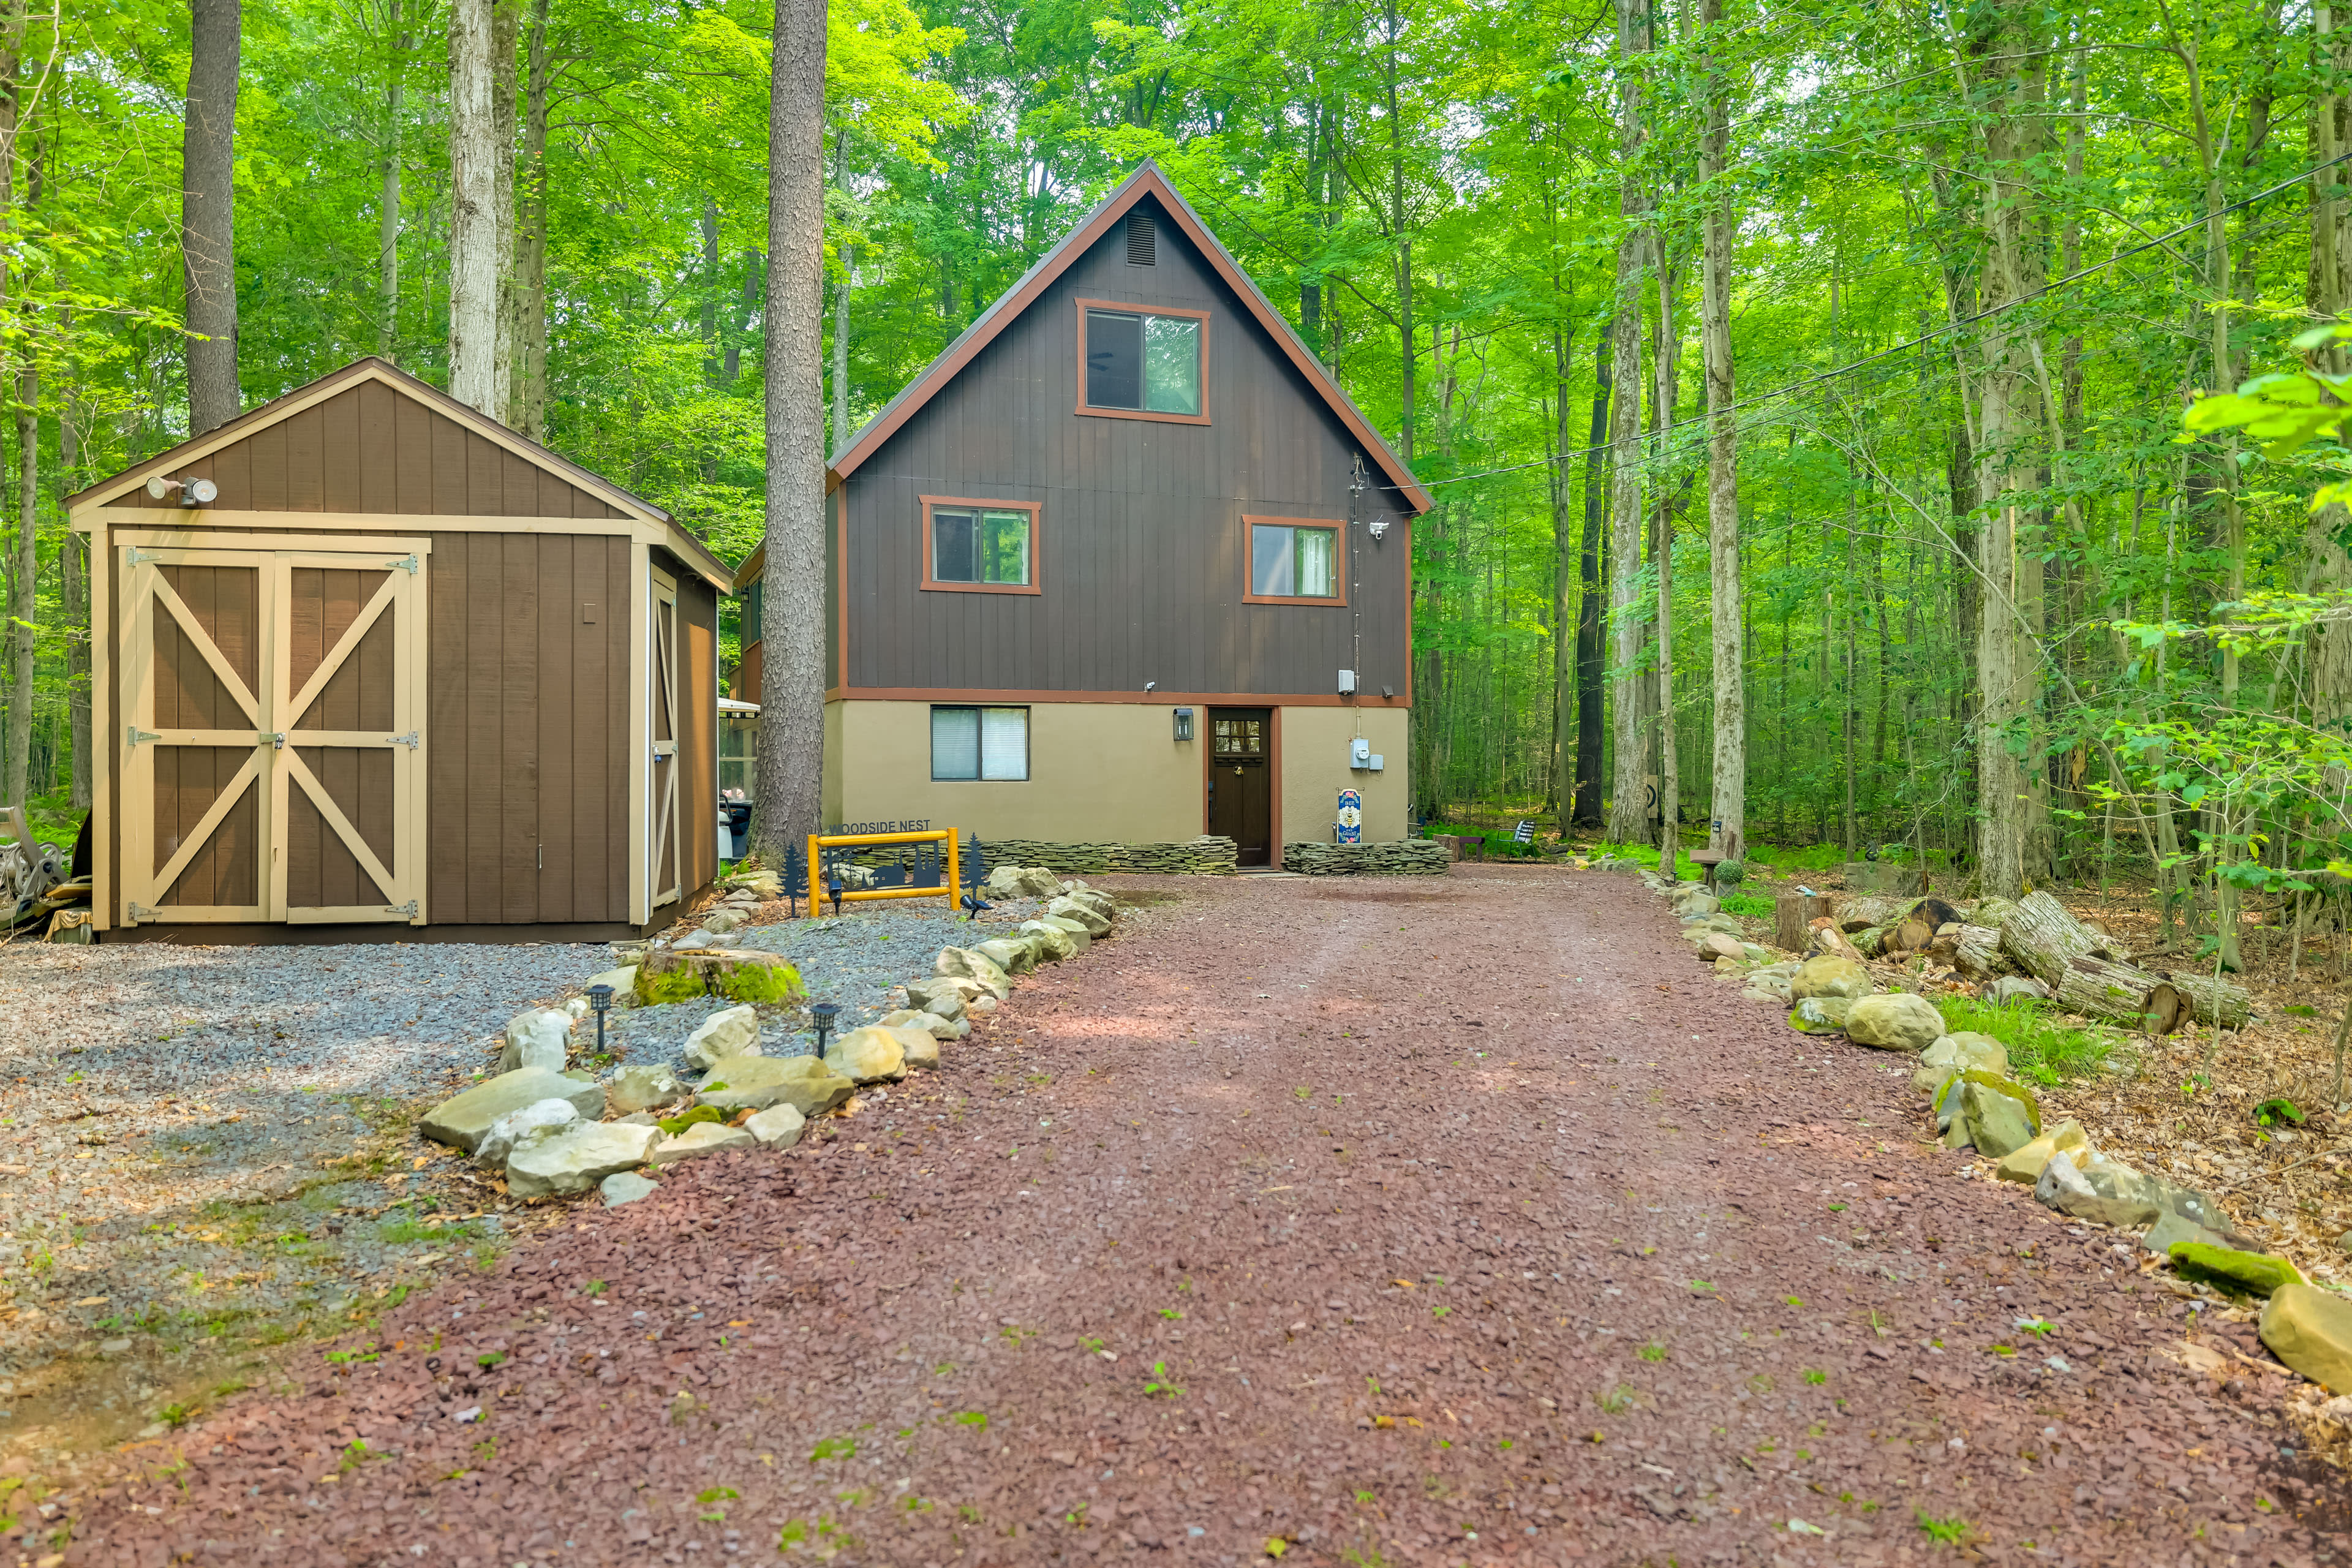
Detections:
[1844, 993, 1945, 1052]
[505, 1121, 658, 1198]
[696, 1054, 856, 1116]
[2261, 1284, 2352, 1393]
[935, 947, 1012, 998]
[746, 1103, 807, 1149]
[649, 1120, 756, 1167]
[1787, 997, 1853, 1033]
[880, 1022, 941, 1069]
[684, 1005, 762, 1071]
[636, 948, 803, 1006]
[1791, 955, 1872, 1001]
[881, 1008, 966, 1041]
[1046, 896, 1110, 937]
[477, 1098, 579, 1167]
[1993, 1118, 2089, 1184]
[606, 1064, 686, 1115]
[982, 866, 1032, 899]
[1017, 921, 1077, 962]
[1933, 1071, 2040, 1155]
[1911, 1031, 2010, 1094]
[1036, 914, 1093, 952]
[585, 965, 641, 1009]
[902, 982, 967, 1022]
[422, 1068, 605, 1154]
[499, 1009, 571, 1074]
[974, 937, 1037, 976]
[826, 1025, 907, 1084]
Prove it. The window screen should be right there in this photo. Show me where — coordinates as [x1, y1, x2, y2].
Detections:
[1085, 309, 1200, 415]
[930, 706, 1030, 780]
[931, 507, 1031, 586]
[1250, 523, 1338, 598]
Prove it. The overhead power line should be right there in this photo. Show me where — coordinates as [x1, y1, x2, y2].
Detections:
[1420, 149, 2352, 491]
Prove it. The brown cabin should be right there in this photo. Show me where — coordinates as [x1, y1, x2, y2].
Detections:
[66, 357, 731, 942]
[735, 161, 1431, 868]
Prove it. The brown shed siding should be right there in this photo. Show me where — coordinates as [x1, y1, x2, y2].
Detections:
[426, 531, 633, 924]
[836, 193, 1412, 698]
[105, 381, 626, 519]
[669, 559, 720, 899]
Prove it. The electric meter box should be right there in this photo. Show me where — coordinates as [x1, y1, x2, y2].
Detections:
[1349, 737, 1372, 769]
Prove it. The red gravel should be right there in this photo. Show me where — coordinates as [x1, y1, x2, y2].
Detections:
[50, 867, 2341, 1566]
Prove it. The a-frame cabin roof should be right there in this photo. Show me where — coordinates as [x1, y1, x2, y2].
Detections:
[826, 160, 1433, 516]
[66, 356, 729, 589]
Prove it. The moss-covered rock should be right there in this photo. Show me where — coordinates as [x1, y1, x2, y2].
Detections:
[637, 960, 707, 1006]
[720, 956, 803, 1005]
[656, 1103, 726, 1137]
[2169, 1243, 2305, 1298]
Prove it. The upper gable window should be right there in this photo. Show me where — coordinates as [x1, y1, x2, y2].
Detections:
[1079, 300, 1208, 423]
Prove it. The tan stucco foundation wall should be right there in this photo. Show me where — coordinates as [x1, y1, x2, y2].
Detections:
[1277, 706, 1409, 848]
[829, 700, 1206, 840]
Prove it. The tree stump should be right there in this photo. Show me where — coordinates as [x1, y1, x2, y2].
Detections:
[1775, 892, 1830, 952]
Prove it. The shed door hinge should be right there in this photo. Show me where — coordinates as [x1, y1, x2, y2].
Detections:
[388, 554, 419, 575]
[385, 900, 419, 918]
[126, 547, 157, 566]
[385, 730, 420, 750]
[127, 726, 160, 747]
[127, 902, 157, 922]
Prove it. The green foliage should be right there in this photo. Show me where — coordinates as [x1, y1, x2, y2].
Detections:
[636, 964, 709, 1008]
[1719, 892, 1775, 919]
[656, 1105, 725, 1136]
[1932, 995, 2115, 1085]
[722, 960, 805, 1006]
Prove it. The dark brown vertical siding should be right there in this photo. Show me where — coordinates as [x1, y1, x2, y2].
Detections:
[535, 536, 576, 921]
[837, 192, 1412, 698]
[673, 566, 718, 898]
[111, 382, 628, 518]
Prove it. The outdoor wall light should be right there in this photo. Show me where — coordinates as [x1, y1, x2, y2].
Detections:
[586, 983, 614, 1055]
[1172, 706, 1194, 742]
[145, 473, 218, 507]
[812, 1001, 840, 1056]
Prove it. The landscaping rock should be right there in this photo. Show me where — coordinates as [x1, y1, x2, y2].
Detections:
[1790, 955, 1872, 1001]
[1985, 974, 2050, 1006]
[1844, 992, 1945, 1052]
[1046, 896, 1111, 937]
[606, 1064, 685, 1115]
[1017, 921, 1077, 962]
[935, 947, 1012, 998]
[974, 936, 1038, 976]
[1747, 971, 1795, 1004]
[498, 1008, 571, 1074]
[683, 1005, 762, 1071]
[2141, 1209, 2231, 1256]
[696, 1055, 855, 1117]
[1956, 1076, 2040, 1156]
[505, 1121, 658, 1199]
[826, 1026, 908, 1084]
[904, 981, 968, 1021]
[476, 1098, 579, 1167]
[701, 907, 750, 934]
[882, 1022, 941, 1069]
[1673, 892, 1721, 918]
[649, 1120, 756, 1166]
[421, 1068, 607, 1154]
[2170, 1243, 2304, 1297]
[1912, 1032, 2011, 1094]
[1788, 997, 1852, 1033]
[636, 947, 803, 1006]
[881, 1008, 965, 1041]
[2261, 1284, 2352, 1392]
[746, 1103, 807, 1150]
[600, 1171, 659, 1207]
[1036, 914, 1093, 951]
[2035, 1150, 2161, 1227]
[1993, 1118, 2089, 1183]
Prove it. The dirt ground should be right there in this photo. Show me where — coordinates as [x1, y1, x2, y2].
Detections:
[38, 866, 2343, 1566]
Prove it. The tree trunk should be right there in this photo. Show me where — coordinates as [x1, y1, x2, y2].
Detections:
[1572, 326, 1608, 828]
[1383, 0, 1411, 461]
[491, 0, 519, 424]
[183, 0, 241, 434]
[725, 250, 761, 385]
[702, 194, 723, 388]
[61, 383, 86, 811]
[446, 0, 499, 415]
[753, 0, 827, 863]
[0, 0, 25, 811]
[514, 0, 549, 440]
[379, 0, 403, 356]
[833, 245, 853, 454]
[1653, 254, 1679, 875]
[1548, 317, 1574, 827]
[1604, 0, 1650, 843]
[1699, 0, 1741, 858]
[2, 368, 26, 815]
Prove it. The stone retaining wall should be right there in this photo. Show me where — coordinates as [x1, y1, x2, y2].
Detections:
[976, 836, 1242, 875]
[1281, 840, 1452, 876]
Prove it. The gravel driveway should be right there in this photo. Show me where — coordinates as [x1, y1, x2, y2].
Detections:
[43, 868, 2340, 1565]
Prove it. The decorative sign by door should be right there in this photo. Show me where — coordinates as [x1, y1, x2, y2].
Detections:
[1336, 788, 1363, 845]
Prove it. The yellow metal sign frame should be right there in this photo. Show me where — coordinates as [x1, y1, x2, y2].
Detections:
[807, 829, 960, 909]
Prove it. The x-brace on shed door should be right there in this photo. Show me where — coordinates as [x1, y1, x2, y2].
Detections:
[648, 564, 682, 910]
[120, 541, 428, 925]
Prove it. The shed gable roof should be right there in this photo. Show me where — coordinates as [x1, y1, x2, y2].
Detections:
[827, 161, 1433, 513]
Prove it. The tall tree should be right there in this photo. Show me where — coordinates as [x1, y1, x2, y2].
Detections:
[183, 0, 242, 432]
[1, 0, 29, 812]
[1604, 0, 1651, 843]
[1573, 328, 1608, 827]
[754, 0, 827, 861]
[378, 0, 405, 357]
[1699, 0, 1742, 858]
[447, 0, 500, 415]
[514, 0, 551, 437]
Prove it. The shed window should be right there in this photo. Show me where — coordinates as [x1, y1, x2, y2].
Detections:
[931, 706, 1029, 781]
[1085, 309, 1201, 415]
[932, 506, 1031, 587]
[1251, 522, 1338, 599]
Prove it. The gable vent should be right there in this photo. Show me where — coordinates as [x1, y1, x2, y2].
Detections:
[1125, 211, 1156, 266]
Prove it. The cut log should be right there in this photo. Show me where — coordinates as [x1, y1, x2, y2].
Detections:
[1997, 891, 2121, 984]
[1775, 893, 1831, 952]
[2144, 982, 2188, 1036]
[1889, 916, 1936, 956]
[1928, 924, 2014, 981]
[1837, 894, 1912, 932]
[2000, 891, 2251, 1029]
[1917, 896, 1962, 932]
[2152, 970, 2253, 1031]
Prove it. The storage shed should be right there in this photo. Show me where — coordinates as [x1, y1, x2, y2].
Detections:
[66, 356, 731, 942]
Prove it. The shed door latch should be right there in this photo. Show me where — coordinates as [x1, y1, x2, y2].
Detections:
[127, 726, 160, 747]
[268, 731, 286, 749]
[385, 730, 420, 750]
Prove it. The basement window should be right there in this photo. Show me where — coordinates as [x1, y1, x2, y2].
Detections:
[931, 706, 1029, 782]
[1080, 303, 1207, 421]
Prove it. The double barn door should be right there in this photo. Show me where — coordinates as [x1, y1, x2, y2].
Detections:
[119, 541, 428, 925]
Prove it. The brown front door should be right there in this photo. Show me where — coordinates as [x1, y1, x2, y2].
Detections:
[1207, 707, 1272, 867]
